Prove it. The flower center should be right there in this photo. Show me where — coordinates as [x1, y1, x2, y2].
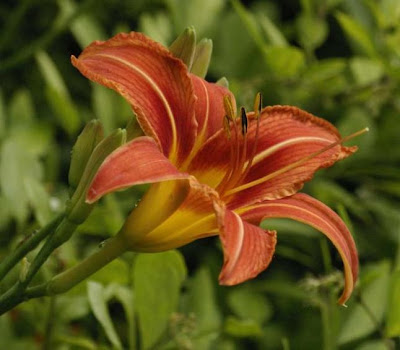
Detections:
[216, 93, 262, 197]
[217, 93, 369, 200]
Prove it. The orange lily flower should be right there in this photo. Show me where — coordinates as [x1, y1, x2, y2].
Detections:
[72, 32, 363, 305]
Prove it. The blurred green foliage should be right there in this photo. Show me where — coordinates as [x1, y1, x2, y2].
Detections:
[0, 0, 400, 349]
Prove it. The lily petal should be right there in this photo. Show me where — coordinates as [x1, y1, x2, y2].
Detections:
[189, 106, 357, 206]
[216, 208, 277, 285]
[87, 136, 188, 203]
[240, 193, 358, 305]
[191, 75, 235, 144]
[71, 32, 197, 165]
[121, 177, 220, 251]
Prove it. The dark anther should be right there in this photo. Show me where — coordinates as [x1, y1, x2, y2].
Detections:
[240, 107, 248, 135]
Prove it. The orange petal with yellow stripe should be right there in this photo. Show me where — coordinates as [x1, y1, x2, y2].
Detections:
[240, 193, 358, 305]
[87, 137, 188, 203]
[216, 208, 277, 285]
[71, 32, 197, 165]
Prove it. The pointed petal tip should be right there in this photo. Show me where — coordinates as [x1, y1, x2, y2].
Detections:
[217, 209, 277, 286]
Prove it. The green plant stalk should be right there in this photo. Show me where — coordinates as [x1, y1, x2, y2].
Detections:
[0, 213, 64, 282]
[0, 217, 78, 315]
[25, 233, 128, 299]
[48, 234, 128, 294]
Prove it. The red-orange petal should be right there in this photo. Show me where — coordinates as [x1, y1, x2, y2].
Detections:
[71, 32, 197, 165]
[191, 75, 234, 143]
[123, 177, 220, 252]
[87, 136, 188, 203]
[240, 193, 358, 305]
[189, 106, 356, 207]
[216, 207, 277, 285]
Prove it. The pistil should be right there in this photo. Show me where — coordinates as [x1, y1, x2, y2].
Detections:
[223, 127, 369, 197]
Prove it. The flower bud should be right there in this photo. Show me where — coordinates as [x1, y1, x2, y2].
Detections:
[169, 27, 196, 70]
[69, 120, 104, 189]
[19, 257, 30, 282]
[66, 128, 126, 224]
[216, 77, 229, 88]
[190, 38, 213, 78]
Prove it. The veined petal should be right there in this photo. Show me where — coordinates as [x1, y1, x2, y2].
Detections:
[179, 75, 235, 170]
[87, 136, 188, 203]
[216, 208, 277, 285]
[121, 177, 220, 251]
[239, 193, 358, 305]
[188, 106, 356, 206]
[71, 32, 197, 165]
[191, 75, 234, 143]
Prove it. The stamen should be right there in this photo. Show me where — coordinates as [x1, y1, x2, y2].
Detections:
[223, 127, 369, 196]
[224, 115, 231, 139]
[253, 92, 262, 118]
[241, 107, 248, 135]
[224, 95, 236, 120]
[229, 93, 263, 190]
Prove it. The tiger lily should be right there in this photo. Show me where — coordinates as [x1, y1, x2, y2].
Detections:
[72, 32, 364, 305]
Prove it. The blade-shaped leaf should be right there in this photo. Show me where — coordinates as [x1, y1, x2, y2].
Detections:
[87, 281, 123, 349]
[133, 250, 187, 350]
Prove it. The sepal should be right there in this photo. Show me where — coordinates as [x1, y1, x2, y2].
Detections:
[69, 120, 104, 189]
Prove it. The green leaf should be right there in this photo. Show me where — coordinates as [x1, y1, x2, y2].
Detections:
[24, 177, 52, 226]
[87, 281, 123, 350]
[257, 13, 288, 46]
[8, 89, 35, 128]
[111, 285, 136, 350]
[185, 267, 221, 349]
[296, 14, 328, 51]
[9, 122, 53, 157]
[231, 0, 266, 51]
[337, 107, 375, 159]
[60, 0, 106, 48]
[349, 57, 384, 86]
[36, 51, 81, 135]
[0, 90, 5, 139]
[139, 12, 173, 46]
[338, 261, 391, 344]
[385, 270, 400, 337]
[354, 340, 389, 350]
[263, 46, 305, 78]
[133, 250, 187, 350]
[302, 59, 347, 85]
[164, 0, 225, 37]
[335, 12, 376, 57]
[0, 139, 42, 224]
[228, 287, 273, 325]
[224, 316, 263, 338]
[309, 180, 368, 221]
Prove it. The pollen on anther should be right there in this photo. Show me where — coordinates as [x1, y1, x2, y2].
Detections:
[240, 107, 248, 135]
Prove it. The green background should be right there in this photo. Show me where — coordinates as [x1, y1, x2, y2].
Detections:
[0, 0, 399, 349]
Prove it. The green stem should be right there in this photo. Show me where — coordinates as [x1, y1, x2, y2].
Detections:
[0, 213, 64, 282]
[24, 218, 78, 285]
[47, 234, 128, 295]
[43, 296, 57, 350]
[0, 218, 77, 315]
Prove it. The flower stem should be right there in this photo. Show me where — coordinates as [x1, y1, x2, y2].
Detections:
[47, 233, 128, 295]
[0, 213, 64, 282]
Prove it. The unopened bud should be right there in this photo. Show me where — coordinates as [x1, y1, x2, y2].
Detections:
[69, 120, 104, 189]
[216, 77, 229, 88]
[191, 38, 213, 78]
[19, 257, 30, 282]
[67, 128, 126, 224]
[169, 27, 196, 70]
